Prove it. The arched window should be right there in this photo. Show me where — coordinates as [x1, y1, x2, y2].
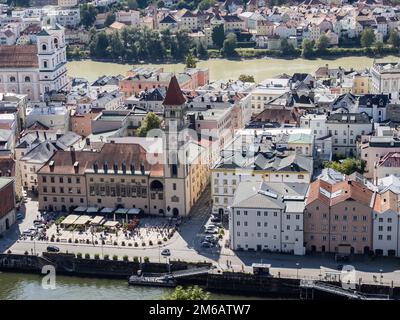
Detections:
[42, 44, 47, 51]
[25, 76, 31, 82]
[10, 76, 16, 83]
[43, 61, 48, 68]
[54, 38, 58, 49]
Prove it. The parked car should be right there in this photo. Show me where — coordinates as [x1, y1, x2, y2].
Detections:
[46, 245, 60, 253]
[161, 249, 171, 257]
[206, 224, 217, 229]
[210, 217, 221, 223]
[205, 228, 218, 234]
[204, 235, 218, 243]
[201, 241, 213, 248]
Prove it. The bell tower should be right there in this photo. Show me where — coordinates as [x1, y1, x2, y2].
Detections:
[162, 76, 189, 217]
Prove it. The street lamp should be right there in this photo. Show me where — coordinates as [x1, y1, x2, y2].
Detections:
[380, 269, 383, 284]
[296, 262, 300, 279]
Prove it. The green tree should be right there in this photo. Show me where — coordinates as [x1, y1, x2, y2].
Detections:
[164, 286, 210, 300]
[280, 38, 296, 55]
[137, 0, 150, 8]
[374, 41, 384, 55]
[136, 112, 161, 137]
[161, 28, 173, 52]
[198, 0, 215, 10]
[104, 12, 116, 27]
[173, 30, 192, 60]
[80, 4, 97, 29]
[127, 0, 138, 9]
[222, 32, 237, 57]
[316, 34, 330, 53]
[89, 32, 109, 58]
[157, 0, 165, 7]
[196, 42, 208, 59]
[323, 158, 366, 175]
[238, 74, 255, 82]
[107, 31, 124, 59]
[185, 52, 197, 68]
[211, 24, 225, 48]
[360, 27, 376, 48]
[388, 31, 400, 49]
[177, 0, 190, 9]
[301, 39, 314, 58]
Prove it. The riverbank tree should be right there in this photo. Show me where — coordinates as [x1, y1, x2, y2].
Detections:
[212, 24, 225, 49]
[222, 32, 238, 57]
[87, 27, 193, 62]
[301, 39, 315, 58]
[164, 286, 210, 300]
[388, 31, 400, 49]
[80, 4, 98, 28]
[360, 28, 376, 48]
[238, 74, 255, 82]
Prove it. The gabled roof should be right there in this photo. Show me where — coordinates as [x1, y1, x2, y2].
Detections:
[306, 179, 375, 208]
[160, 14, 177, 24]
[162, 75, 186, 106]
[26, 121, 50, 131]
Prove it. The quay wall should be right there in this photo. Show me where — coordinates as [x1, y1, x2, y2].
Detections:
[0, 253, 398, 299]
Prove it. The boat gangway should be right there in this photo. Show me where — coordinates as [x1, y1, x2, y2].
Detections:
[300, 280, 390, 300]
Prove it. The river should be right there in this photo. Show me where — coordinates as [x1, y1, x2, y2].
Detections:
[67, 55, 400, 83]
[0, 272, 265, 300]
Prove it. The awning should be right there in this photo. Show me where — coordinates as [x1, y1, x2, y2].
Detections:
[103, 221, 119, 228]
[74, 207, 87, 213]
[127, 208, 141, 215]
[90, 216, 105, 225]
[60, 214, 79, 225]
[115, 208, 129, 214]
[100, 208, 114, 214]
[86, 207, 99, 214]
[73, 215, 91, 226]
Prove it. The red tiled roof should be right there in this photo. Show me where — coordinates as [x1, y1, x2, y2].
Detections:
[163, 75, 186, 106]
[377, 152, 400, 168]
[0, 45, 38, 68]
[0, 157, 15, 177]
[38, 143, 164, 177]
[252, 107, 302, 124]
[306, 179, 374, 208]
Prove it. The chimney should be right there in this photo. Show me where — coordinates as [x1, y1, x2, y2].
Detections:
[73, 161, 79, 174]
[70, 146, 76, 163]
[122, 161, 126, 174]
[103, 161, 108, 174]
[93, 161, 98, 173]
[140, 162, 145, 174]
[49, 160, 55, 172]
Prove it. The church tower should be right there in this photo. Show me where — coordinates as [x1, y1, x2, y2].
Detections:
[163, 76, 190, 217]
[36, 20, 68, 100]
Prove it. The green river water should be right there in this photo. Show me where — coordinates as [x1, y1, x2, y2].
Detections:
[0, 272, 265, 300]
[67, 56, 400, 82]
